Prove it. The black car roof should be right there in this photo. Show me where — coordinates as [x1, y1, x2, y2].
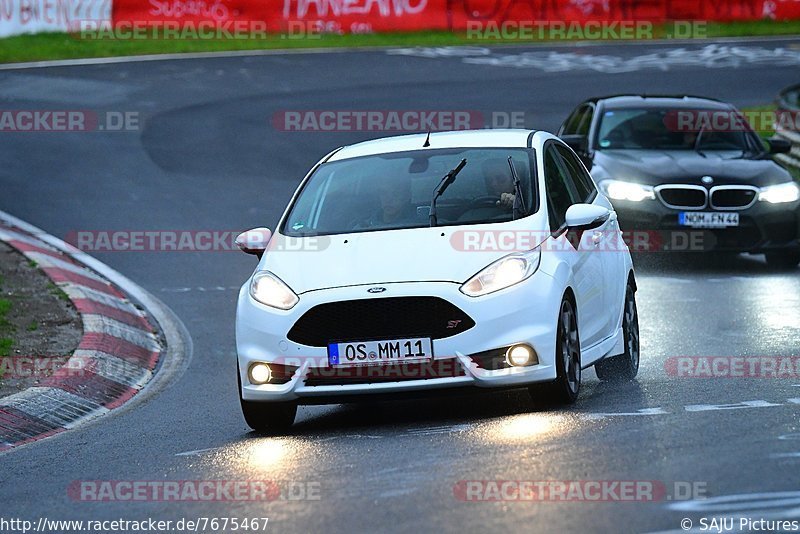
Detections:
[586, 94, 733, 110]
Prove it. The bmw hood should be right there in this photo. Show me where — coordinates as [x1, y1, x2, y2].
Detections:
[258, 220, 548, 294]
[593, 150, 792, 187]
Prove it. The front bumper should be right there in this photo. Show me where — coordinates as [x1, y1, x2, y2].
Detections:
[235, 274, 563, 403]
[610, 198, 800, 253]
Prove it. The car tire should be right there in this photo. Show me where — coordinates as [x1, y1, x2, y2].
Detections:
[765, 249, 800, 270]
[532, 297, 581, 405]
[595, 284, 640, 382]
[238, 364, 297, 434]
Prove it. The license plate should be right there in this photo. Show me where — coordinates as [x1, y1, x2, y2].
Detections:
[328, 337, 433, 367]
[678, 212, 739, 228]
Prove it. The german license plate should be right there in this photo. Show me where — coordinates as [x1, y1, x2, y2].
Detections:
[328, 337, 433, 367]
[678, 212, 739, 228]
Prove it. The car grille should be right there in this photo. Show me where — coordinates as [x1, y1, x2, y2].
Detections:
[287, 296, 475, 347]
[709, 187, 758, 210]
[303, 358, 466, 386]
[656, 186, 707, 209]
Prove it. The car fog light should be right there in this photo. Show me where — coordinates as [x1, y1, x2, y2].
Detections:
[248, 362, 272, 384]
[506, 345, 535, 367]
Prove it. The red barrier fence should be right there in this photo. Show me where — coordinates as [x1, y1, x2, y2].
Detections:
[110, 0, 800, 34]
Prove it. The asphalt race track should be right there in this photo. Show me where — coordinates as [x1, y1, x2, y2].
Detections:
[2, 38, 800, 533]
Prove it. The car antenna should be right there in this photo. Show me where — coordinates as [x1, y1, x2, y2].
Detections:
[423, 130, 431, 147]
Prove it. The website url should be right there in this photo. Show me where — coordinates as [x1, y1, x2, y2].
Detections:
[0, 517, 268, 533]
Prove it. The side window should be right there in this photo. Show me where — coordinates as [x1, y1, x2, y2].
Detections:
[561, 104, 593, 136]
[575, 104, 594, 136]
[544, 146, 580, 231]
[555, 144, 597, 203]
[560, 105, 587, 135]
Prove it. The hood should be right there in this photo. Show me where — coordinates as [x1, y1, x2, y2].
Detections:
[258, 215, 549, 294]
[593, 150, 792, 187]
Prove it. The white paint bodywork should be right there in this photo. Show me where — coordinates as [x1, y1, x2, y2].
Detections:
[236, 129, 634, 402]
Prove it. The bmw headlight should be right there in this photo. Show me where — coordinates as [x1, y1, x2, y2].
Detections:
[460, 248, 541, 297]
[249, 271, 299, 310]
[759, 182, 800, 204]
[599, 180, 655, 202]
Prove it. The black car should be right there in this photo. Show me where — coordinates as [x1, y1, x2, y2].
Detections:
[558, 95, 800, 268]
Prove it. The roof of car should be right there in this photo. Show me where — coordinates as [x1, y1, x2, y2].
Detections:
[588, 95, 732, 110]
[328, 129, 538, 162]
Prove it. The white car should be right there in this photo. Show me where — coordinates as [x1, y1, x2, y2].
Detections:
[235, 129, 639, 432]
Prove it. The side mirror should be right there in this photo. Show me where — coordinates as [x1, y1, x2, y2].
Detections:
[235, 227, 272, 258]
[560, 134, 592, 169]
[768, 137, 792, 155]
[565, 204, 610, 230]
[560, 134, 588, 154]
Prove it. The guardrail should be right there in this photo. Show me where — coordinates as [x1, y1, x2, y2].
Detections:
[775, 83, 800, 175]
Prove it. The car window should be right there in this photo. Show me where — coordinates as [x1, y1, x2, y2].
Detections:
[575, 105, 593, 136]
[596, 108, 754, 151]
[561, 104, 593, 136]
[554, 144, 597, 203]
[544, 145, 581, 231]
[282, 148, 538, 236]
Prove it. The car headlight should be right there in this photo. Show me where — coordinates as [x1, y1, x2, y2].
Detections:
[759, 182, 800, 204]
[249, 271, 299, 310]
[599, 180, 655, 202]
[460, 248, 541, 297]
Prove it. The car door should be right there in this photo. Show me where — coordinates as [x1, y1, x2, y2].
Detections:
[555, 144, 624, 340]
[543, 142, 607, 348]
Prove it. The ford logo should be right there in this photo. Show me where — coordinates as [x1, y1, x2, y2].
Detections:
[367, 287, 386, 293]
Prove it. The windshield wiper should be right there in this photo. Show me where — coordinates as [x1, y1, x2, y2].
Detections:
[429, 158, 467, 227]
[693, 124, 707, 157]
[507, 156, 527, 220]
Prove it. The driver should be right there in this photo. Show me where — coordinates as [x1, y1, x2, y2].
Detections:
[482, 159, 516, 209]
[357, 178, 417, 228]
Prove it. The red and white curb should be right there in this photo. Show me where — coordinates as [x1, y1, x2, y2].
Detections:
[0, 213, 188, 452]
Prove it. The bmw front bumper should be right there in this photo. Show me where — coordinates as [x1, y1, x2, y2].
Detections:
[610, 198, 800, 253]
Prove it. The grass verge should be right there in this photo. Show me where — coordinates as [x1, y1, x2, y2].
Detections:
[0, 298, 13, 358]
[0, 19, 799, 64]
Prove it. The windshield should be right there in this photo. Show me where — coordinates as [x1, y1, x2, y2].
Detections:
[282, 148, 537, 237]
[596, 108, 755, 151]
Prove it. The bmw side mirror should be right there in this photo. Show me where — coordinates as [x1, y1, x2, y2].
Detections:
[565, 204, 610, 230]
[235, 227, 272, 258]
[560, 134, 588, 153]
[768, 137, 792, 155]
[560, 134, 592, 169]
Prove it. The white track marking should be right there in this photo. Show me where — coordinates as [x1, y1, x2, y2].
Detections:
[584, 407, 669, 420]
[62, 285, 135, 312]
[81, 315, 160, 349]
[684, 400, 783, 412]
[176, 446, 226, 457]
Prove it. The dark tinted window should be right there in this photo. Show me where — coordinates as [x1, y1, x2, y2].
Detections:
[596, 108, 753, 151]
[544, 146, 580, 231]
[555, 144, 597, 203]
[561, 104, 593, 136]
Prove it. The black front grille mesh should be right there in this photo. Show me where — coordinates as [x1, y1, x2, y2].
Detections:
[658, 187, 707, 209]
[287, 296, 475, 347]
[711, 188, 757, 209]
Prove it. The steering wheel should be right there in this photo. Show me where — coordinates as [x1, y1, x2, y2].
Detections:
[467, 195, 503, 208]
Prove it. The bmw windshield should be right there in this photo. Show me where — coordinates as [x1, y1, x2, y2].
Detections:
[282, 148, 537, 237]
[596, 108, 760, 153]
